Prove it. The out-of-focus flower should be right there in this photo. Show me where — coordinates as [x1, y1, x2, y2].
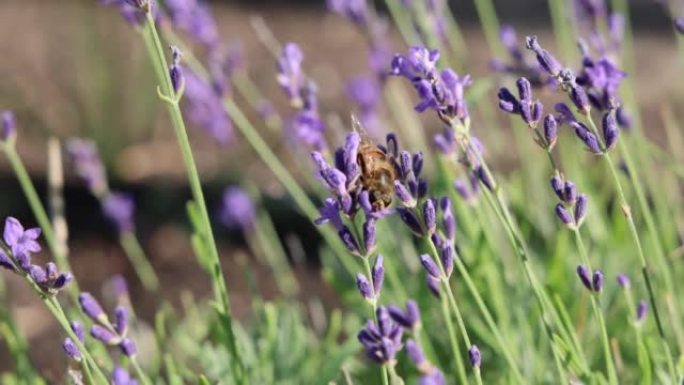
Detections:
[66, 139, 108, 197]
[406, 339, 446, 384]
[112, 366, 139, 385]
[78, 292, 138, 358]
[277, 43, 306, 108]
[388, 300, 421, 330]
[219, 187, 256, 232]
[616, 273, 630, 288]
[347, 75, 383, 137]
[468, 345, 482, 368]
[100, 0, 150, 26]
[102, 192, 135, 234]
[358, 306, 404, 365]
[183, 70, 233, 145]
[1, 110, 15, 142]
[491, 26, 547, 86]
[327, 0, 369, 26]
[637, 299, 648, 322]
[165, 0, 220, 49]
[286, 82, 327, 151]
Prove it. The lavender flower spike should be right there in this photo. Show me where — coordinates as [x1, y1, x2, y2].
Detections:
[277, 43, 305, 108]
[420, 254, 441, 279]
[120, 338, 137, 357]
[525, 36, 563, 77]
[468, 345, 482, 368]
[1, 110, 16, 142]
[79, 292, 108, 323]
[219, 187, 256, 232]
[63, 338, 82, 362]
[592, 270, 605, 292]
[169, 46, 184, 95]
[356, 273, 374, 300]
[576, 265, 592, 291]
[358, 306, 404, 365]
[616, 273, 630, 288]
[637, 299, 648, 322]
[3, 217, 41, 260]
[371, 255, 384, 296]
[602, 109, 619, 150]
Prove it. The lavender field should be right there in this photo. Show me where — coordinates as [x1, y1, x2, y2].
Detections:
[1, 0, 684, 384]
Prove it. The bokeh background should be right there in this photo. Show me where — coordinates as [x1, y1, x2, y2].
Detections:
[0, 0, 681, 378]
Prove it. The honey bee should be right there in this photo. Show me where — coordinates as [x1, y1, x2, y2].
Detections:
[353, 116, 398, 212]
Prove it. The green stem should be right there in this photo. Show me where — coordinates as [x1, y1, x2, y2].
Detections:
[426, 240, 482, 385]
[573, 230, 619, 384]
[141, 12, 245, 384]
[440, 289, 469, 384]
[473, 0, 503, 57]
[131, 358, 153, 385]
[119, 231, 160, 292]
[623, 287, 652, 384]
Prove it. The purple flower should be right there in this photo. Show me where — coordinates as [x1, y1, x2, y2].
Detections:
[120, 338, 137, 357]
[440, 197, 456, 241]
[0, 251, 15, 271]
[616, 273, 630, 288]
[183, 70, 233, 145]
[571, 121, 602, 154]
[602, 109, 619, 150]
[114, 306, 129, 336]
[165, 0, 220, 49]
[356, 273, 373, 300]
[388, 300, 421, 330]
[453, 173, 481, 203]
[219, 187, 256, 232]
[79, 292, 107, 323]
[497, 77, 543, 128]
[490, 26, 547, 86]
[543, 114, 558, 149]
[423, 199, 437, 234]
[277, 43, 306, 108]
[357, 306, 404, 364]
[169, 46, 184, 94]
[100, 0, 148, 26]
[426, 275, 440, 298]
[102, 192, 135, 234]
[525, 36, 563, 77]
[91, 325, 120, 345]
[287, 108, 326, 151]
[576, 265, 592, 291]
[3, 217, 41, 260]
[592, 270, 604, 292]
[112, 366, 139, 385]
[1, 110, 15, 141]
[468, 345, 482, 368]
[576, 57, 626, 112]
[372, 255, 385, 295]
[391, 47, 439, 79]
[574, 194, 588, 225]
[66, 139, 108, 195]
[420, 254, 441, 279]
[327, 0, 369, 25]
[29, 263, 72, 294]
[406, 339, 446, 384]
[637, 299, 648, 322]
[675, 17, 684, 35]
[63, 338, 81, 362]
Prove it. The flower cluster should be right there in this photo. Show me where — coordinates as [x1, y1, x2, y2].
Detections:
[313, 131, 397, 256]
[78, 293, 137, 357]
[219, 187, 256, 232]
[356, 255, 385, 303]
[550, 174, 588, 228]
[0, 218, 71, 295]
[165, 0, 220, 49]
[66, 139, 137, 234]
[277, 43, 327, 151]
[406, 339, 446, 384]
[391, 47, 471, 125]
[358, 306, 404, 365]
[577, 264, 604, 292]
[497, 77, 544, 128]
[491, 25, 548, 87]
[1, 110, 16, 142]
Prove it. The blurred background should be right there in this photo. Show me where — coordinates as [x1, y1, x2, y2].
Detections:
[0, 0, 681, 378]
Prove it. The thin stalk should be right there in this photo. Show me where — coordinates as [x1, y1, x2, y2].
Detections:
[120, 231, 160, 292]
[473, 0, 503, 57]
[622, 286, 652, 384]
[131, 358, 153, 385]
[573, 230, 619, 384]
[440, 290, 469, 384]
[427, 240, 482, 385]
[2, 146, 80, 301]
[361, 255, 390, 385]
[583, 115, 676, 379]
[452, 255, 525, 383]
[382, 0, 419, 45]
[45, 297, 109, 385]
[141, 13, 245, 384]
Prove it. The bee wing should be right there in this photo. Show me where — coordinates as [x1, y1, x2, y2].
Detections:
[350, 114, 371, 143]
